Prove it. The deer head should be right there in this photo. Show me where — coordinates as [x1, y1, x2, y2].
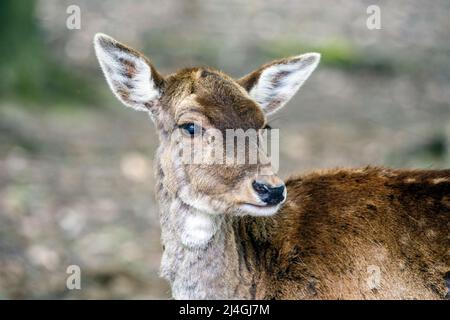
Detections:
[94, 33, 320, 217]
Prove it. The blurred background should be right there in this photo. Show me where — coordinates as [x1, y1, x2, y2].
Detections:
[0, 0, 449, 299]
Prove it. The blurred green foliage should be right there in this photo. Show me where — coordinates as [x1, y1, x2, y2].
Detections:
[0, 0, 99, 107]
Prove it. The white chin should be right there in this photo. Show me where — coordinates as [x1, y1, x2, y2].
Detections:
[239, 203, 281, 217]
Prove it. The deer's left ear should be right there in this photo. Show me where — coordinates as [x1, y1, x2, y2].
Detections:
[238, 53, 320, 115]
[93, 33, 165, 112]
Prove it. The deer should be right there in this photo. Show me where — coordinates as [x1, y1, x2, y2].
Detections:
[93, 33, 450, 300]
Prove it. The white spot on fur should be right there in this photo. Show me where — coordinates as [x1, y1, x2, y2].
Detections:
[379, 170, 398, 178]
[405, 178, 416, 183]
[431, 177, 449, 184]
[249, 53, 320, 115]
[93, 33, 161, 112]
[425, 229, 436, 238]
[181, 211, 218, 248]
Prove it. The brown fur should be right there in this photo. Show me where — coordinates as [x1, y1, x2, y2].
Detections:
[238, 167, 449, 299]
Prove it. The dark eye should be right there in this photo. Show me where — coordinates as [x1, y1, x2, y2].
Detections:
[179, 123, 202, 136]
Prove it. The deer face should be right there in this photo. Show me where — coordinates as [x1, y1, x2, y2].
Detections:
[94, 34, 320, 217]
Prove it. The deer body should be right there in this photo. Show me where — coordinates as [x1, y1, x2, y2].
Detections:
[157, 165, 449, 299]
[94, 34, 449, 299]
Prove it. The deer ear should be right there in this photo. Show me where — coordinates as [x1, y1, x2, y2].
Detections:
[238, 53, 320, 116]
[93, 33, 165, 112]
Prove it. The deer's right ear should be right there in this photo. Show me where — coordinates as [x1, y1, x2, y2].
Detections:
[93, 33, 165, 112]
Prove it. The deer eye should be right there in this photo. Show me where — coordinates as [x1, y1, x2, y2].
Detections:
[179, 123, 202, 137]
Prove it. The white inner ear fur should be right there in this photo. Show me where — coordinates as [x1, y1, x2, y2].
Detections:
[93, 33, 161, 112]
[249, 53, 320, 115]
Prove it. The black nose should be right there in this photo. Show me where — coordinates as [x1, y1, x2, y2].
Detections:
[252, 181, 286, 205]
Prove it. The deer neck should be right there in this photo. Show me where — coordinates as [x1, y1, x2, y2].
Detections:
[155, 147, 262, 299]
